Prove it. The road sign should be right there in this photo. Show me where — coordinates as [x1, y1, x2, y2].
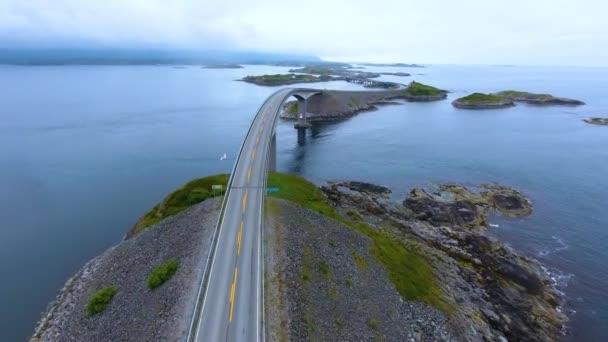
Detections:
[267, 187, 280, 193]
[211, 185, 223, 190]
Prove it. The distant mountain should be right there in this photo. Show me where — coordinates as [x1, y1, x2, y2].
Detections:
[0, 48, 322, 65]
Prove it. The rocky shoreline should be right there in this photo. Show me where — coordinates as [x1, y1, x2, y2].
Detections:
[318, 181, 566, 341]
[32, 174, 567, 342]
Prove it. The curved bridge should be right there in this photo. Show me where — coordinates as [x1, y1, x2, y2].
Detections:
[187, 85, 409, 341]
[187, 88, 322, 342]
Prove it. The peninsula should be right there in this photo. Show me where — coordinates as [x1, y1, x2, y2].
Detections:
[32, 173, 566, 342]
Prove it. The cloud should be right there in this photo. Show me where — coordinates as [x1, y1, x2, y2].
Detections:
[1, 0, 607, 65]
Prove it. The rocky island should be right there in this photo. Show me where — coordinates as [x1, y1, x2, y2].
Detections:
[452, 93, 515, 109]
[453, 90, 584, 109]
[33, 172, 566, 342]
[400, 81, 447, 101]
[584, 117, 608, 126]
[495, 90, 585, 106]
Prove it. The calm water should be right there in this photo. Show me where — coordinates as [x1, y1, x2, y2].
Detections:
[1, 64, 606, 341]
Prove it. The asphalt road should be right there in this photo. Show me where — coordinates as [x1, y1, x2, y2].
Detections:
[192, 88, 302, 342]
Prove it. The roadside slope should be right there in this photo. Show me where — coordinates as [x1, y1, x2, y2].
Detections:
[32, 197, 220, 342]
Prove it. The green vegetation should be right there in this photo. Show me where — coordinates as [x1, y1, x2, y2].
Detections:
[319, 260, 331, 279]
[328, 288, 339, 299]
[87, 286, 117, 316]
[286, 101, 298, 114]
[456, 92, 506, 104]
[133, 174, 228, 235]
[458, 260, 474, 268]
[304, 311, 317, 334]
[345, 278, 353, 287]
[302, 247, 313, 282]
[368, 318, 379, 331]
[404, 81, 444, 96]
[147, 258, 179, 289]
[267, 172, 453, 314]
[494, 90, 552, 100]
[352, 250, 368, 270]
[242, 73, 323, 86]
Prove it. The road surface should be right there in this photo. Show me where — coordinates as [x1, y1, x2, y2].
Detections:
[189, 88, 317, 342]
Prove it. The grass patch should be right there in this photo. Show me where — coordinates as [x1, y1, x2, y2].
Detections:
[352, 250, 368, 270]
[132, 174, 229, 235]
[147, 258, 179, 289]
[302, 247, 313, 283]
[404, 81, 443, 96]
[304, 310, 317, 335]
[87, 286, 117, 316]
[267, 172, 453, 314]
[456, 92, 506, 104]
[368, 318, 379, 331]
[345, 278, 353, 287]
[458, 260, 474, 268]
[319, 260, 330, 278]
[286, 101, 298, 114]
[328, 288, 338, 299]
[494, 90, 552, 100]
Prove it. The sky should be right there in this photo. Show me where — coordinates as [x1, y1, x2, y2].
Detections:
[1, 0, 607, 66]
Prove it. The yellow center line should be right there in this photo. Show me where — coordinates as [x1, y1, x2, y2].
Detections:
[229, 267, 238, 321]
[256, 135, 260, 145]
[252, 148, 256, 161]
[242, 189, 248, 213]
[247, 166, 252, 182]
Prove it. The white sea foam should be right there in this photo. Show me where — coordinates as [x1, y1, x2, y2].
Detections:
[541, 265, 574, 297]
[537, 236, 569, 257]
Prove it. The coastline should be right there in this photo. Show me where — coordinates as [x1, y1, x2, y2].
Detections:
[31, 174, 570, 341]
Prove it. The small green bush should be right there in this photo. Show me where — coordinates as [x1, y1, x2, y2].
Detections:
[148, 258, 179, 289]
[87, 286, 117, 316]
[368, 318, 379, 331]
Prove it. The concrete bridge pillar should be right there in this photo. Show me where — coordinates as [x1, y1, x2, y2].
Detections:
[268, 132, 277, 172]
[294, 98, 312, 129]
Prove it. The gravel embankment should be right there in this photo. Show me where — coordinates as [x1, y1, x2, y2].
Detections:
[32, 197, 221, 342]
[264, 198, 452, 342]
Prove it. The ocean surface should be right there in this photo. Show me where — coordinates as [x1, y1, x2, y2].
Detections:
[1, 64, 606, 341]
